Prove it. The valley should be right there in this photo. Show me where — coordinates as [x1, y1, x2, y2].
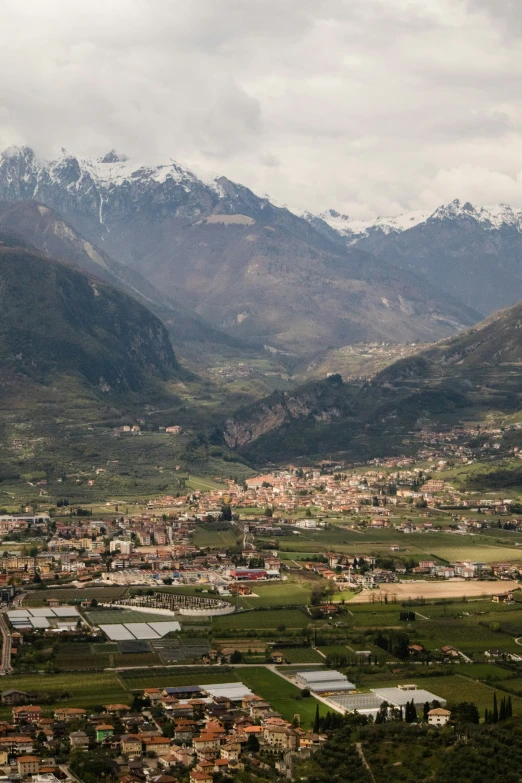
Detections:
[3, 147, 522, 783]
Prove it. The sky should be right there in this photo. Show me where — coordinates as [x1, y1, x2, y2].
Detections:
[0, 0, 521, 218]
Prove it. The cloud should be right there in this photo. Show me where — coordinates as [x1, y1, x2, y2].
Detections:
[0, 0, 521, 217]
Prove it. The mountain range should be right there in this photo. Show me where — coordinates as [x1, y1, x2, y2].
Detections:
[5, 144, 522, 471]
[0, 147, 478, 356]
[307, 200, 522, 317]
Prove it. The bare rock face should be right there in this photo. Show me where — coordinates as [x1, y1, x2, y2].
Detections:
[223, 375, 345, 449]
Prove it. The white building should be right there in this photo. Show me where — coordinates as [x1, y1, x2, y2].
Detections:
[428, 707, 451, 726]
[109, 540, 132, 554]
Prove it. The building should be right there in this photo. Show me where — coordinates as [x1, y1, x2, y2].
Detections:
[18, 756, 40, 776]
[1, 689, 28, 705]
[263, 725, 298, 750]
[121, 735, 143, 757]
[96, 724, 114, 742]
[13, 705, 42, 723]
[229, 568, 268, 581]
[54, 707, 86, 721]
[428, 707, 451, 726]
[69, 731, 89, 749]
[189, 772, 212, 783]
[294, 670, 355, 693]
[110, 540, 133, 555]
[142, 737, 171, 755]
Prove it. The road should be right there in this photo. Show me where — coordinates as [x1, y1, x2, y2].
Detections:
[356, 742, 376, 783]
[0, 612, 12, 673]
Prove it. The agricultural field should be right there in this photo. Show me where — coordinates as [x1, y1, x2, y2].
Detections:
[85, 609, 171, 625]
[0, 671, 130, 716]
[335, 589, 357, 602]
[352, 581, 521, 603]
[318, 645, 354, 659]
[269, 525, 522, 567]
[23, 586, 128, 606]
[417, 674, 522, 717]
[426, 544, 522, 564]
[55, 643, 113, 670]
[274, 647, 325, 664]
[236, 666, 329, 729]
[461, 663, 516, 681]
[496, 677, 522, 696]
[411, 617, 522, 656]
[120, 667, 238, 692]
[192, 525, 239, 549]
[185, 475, 227, 491]
[212, 608, 311, 631]
[239, 581, 314, 609]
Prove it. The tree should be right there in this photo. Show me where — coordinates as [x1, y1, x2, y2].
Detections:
[493, 692, 499, 723]
[313, 704, 320, 733]
[90, 598, 98, 608]
[230, 650, 243, 663]
[405, 699, 418, 723]
[375, 702, 389, 724]
[423, 701, 430, 721]
[451, 701, 480, 725]
[311, 586, 323, 606]
[246, 732, 259, 752]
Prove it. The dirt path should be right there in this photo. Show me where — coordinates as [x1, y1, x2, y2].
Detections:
[356, 742, 376, 783]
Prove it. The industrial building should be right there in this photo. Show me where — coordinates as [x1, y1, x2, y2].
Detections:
[294, 670, 355, 693]
[329, 684, 446, 718]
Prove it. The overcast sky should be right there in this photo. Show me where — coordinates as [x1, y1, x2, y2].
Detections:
[0, 0, 521, 218]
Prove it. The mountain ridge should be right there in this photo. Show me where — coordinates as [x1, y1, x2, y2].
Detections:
[221, 297, 522, 463]
[0, 147, 479, 354]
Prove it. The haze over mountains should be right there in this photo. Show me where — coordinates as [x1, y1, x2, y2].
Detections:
[0, 146, 478, 356]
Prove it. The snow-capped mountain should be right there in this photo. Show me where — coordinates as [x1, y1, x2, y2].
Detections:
[308, 198, 522, 317]
[0, 146, 226, 237]
[304, 199, 522, 244]
[0, 145, 478, 353]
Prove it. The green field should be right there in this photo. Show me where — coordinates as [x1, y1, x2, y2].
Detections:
[239, 581, 314, 609]
[192, 525, 239, 549]
[416, 674, 522, 717]
[120, 667, 239, 691]
[426, 544, 522, 564]
[318, 645, 354, 658]
[268, 526, 522, 565]
[185, 475, 227, 491]
[85, 609, 171, 625]
[274, 647, 325, 663]
[0, 671, 129, 715]
[411, 617, 522, 656]
[236, 666, 330, 729]
[24, 586, 129, 606]
[212, 608, 311, 630]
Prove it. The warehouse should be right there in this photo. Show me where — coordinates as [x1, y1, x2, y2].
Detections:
[294, 670, 355, 693]
[330, 685, 446, 718]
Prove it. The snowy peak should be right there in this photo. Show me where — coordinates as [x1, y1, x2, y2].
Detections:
[315, 207, 431, 240]
[429, 199, 522, 229]
[0, 145, 221, 196]
[311, 199, 522, 242]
